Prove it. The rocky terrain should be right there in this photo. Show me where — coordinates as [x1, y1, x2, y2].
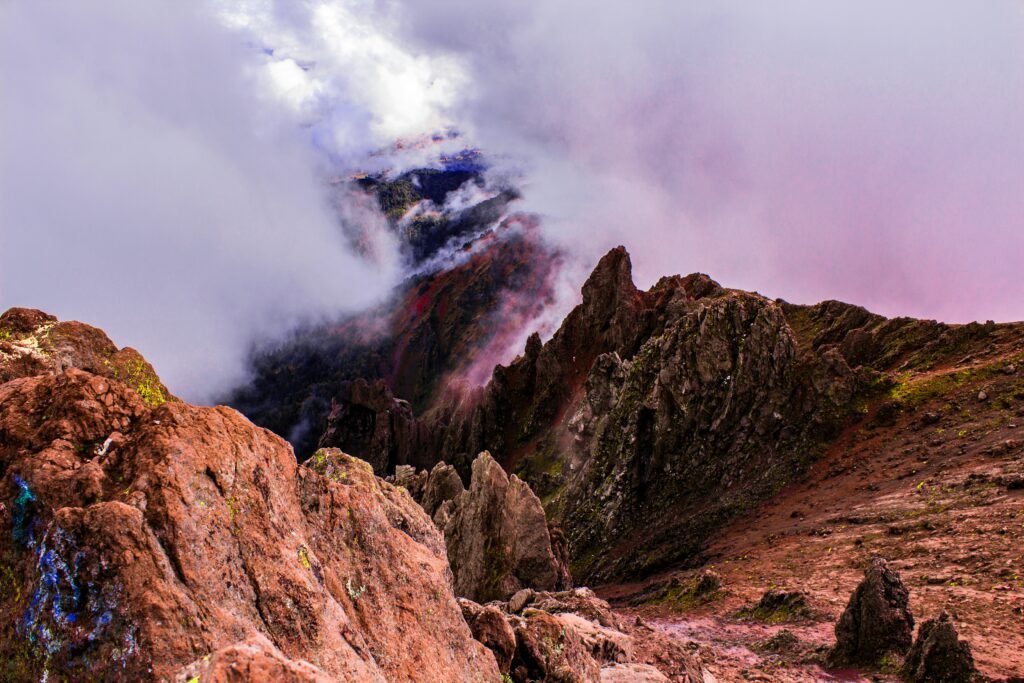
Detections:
[6, 231, 1024, 681]
[226, 239, 1024, 681]
[309, 246, 1013, 586]
[0, 308, 503, 681]
[597, 303, 1024, 681]
[0, 308, 712, 682]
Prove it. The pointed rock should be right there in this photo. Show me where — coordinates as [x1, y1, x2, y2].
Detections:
[902, 612, 979, 683]
[444, 452, 571, 602]
[830, 557, 914, 666]
[421, 460, 465, 519]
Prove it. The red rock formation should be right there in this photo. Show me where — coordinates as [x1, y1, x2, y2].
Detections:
[0, 309, 497, 682]
[830, 557, 914, 666]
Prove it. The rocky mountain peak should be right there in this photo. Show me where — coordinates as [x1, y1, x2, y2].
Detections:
[579, 245, 639, 311]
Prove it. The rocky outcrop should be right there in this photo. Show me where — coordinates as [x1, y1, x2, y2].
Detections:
[459, 588, 706, 683]
[316, 379, 431, 475]
[421, 460, 465, 520]
[400, 247, 861, 582]
[902, 612, 980, 683]
[232, 239, 1024, 587]
[557, 275, 859, 581]
[830, 557, 915, 666]
[445, 452, 571, 602]
[0, 307, 174, 406]
[0, 310, 498, 682]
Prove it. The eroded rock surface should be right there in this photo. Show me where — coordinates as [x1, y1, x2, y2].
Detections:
[903, 612, 980, 683]
[830, 557, 914, 666]
[460, 588, 705, 683]
[0, 307, 174, 406]
[326, 248, 868, 582]
[0, 309, 497, 682]
[421, 460, 465, 520]
[445, 452, 571, 602]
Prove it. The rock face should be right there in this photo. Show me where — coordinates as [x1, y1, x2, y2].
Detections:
[0, 309, 497, 682]
[391, 247, 863, 582]
[459, 588, 705, 683]
[316, 379, 431, 475]
[458, 598, 518, 673]
[0, 307, 174, 406]
[421, 460, 465, 520]
[229, 238, 1016, 586]
[902, 613, 979, 683]
[830, 557, 915, 666]
[445, 452, 572, 602]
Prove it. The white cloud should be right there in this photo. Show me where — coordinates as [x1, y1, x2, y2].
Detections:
[0, 0, 402, 402]
[216, 0, 467, 156]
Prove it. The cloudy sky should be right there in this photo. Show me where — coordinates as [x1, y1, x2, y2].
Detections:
[2, 0, 1023, 400]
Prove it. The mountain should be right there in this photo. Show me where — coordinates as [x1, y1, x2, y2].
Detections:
[5, 234, 1023, 679]
[227, 164, 560, 458]
[306, 246, 1021, 581]
[0, 307, 706, 682]
[228, 242, 1024, 680]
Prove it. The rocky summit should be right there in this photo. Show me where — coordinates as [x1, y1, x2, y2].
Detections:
[0, 309, 500, 681]
[308, 246, 973, 583]
[4, 238, 1024, 681]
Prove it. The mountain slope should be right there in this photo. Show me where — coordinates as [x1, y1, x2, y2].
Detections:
[311, 247, 1024, 589]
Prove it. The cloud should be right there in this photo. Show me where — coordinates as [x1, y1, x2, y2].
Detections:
[0, 1, 402, 402]
[216, 0, 467, 160]
[391, 0, 1024, 323]
[3, 0, 1022, 412]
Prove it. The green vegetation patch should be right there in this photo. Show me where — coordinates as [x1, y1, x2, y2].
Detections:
[737, 589, 814, 623]
[889, 364, 998, 408]
[644, 570, 723, 610]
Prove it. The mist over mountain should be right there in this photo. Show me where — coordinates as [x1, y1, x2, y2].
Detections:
[2, 4, 1024, 680]
[3, 0, 1024, 405]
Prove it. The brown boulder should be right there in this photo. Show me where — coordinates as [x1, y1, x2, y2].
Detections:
[830, 557, 915, 666]
[511, 609, 601, 683]
[468, 588, 706, 683]
[0, 313, 498, 682]
[445, 452, 571, 602]
[459, 598, 517, 673]
[421, 460, 465, 519]
[902, 612, 980, 683]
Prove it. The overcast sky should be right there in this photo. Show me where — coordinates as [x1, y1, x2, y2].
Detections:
[2, 0, 1023, 400]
